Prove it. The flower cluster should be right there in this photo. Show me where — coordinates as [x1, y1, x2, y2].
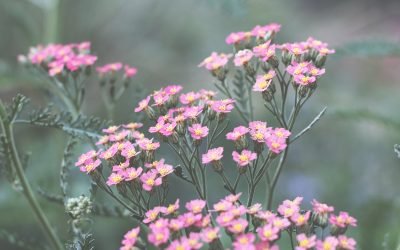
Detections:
[76, 122, 174, 193]
[18, 42, 98, 76]
[120, 194, 357, 250]
[96, 62, 137, 79]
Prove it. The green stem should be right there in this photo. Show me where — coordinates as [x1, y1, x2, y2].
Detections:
[0, 100, 64, 250]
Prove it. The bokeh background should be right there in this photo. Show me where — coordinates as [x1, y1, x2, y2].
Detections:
[1, 0, 400, 249]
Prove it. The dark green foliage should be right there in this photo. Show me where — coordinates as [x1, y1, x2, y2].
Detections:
[66, 233, 95, 250]
[231, 70, 250, 118]
[61, 139, 78, 198]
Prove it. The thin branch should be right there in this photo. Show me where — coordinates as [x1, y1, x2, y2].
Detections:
[290, 107, 327, 143]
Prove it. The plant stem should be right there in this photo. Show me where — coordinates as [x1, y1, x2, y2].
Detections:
[0, 100, 64, 250]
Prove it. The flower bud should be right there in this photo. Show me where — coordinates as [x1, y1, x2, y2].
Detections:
[311, 212, 329, 228]
[244, 63, 256, 77]
[315, 54, 327, 68]
[212, 160, 223, 173]
[145, 106, 157, 120]
[298, 86, 309, 98]
[254, 142, 264, 154]
[267, 55, 279, 68]
[238, 166, 247, 175]
[261, 62, 271, 73]
[330, 225, 347, 236]
[281, 50, 292, 66]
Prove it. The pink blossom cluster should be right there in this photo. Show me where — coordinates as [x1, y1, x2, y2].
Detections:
[120, 194, 357, 250]
[96, 62, 137, 78]
[19, 42, 98, 76]
[19, 42, 138, 80]
[76, 122, 175, 192]
[199, 23, 335, 94]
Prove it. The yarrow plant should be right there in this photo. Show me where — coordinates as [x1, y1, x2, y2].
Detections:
[0, 22, 358, 250]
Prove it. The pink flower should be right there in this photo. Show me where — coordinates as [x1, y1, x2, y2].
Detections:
[148, 228, 170, 246]
[202, 147, 224, 164]
[309, 66, 326, 77]
[337, 235, 356, 250]
[134, 96, 151, 112]
[75, 150, 97, 166]
[181, 212, 202, 227]
[291, 211, 311, 227]
[329, 212, 357, 228]
[124, 65, 137, 78]
[121, 142, 139, 159]
[161, 199, 180, 215]
[227, 218, 248, 234]
[185, 199, 206, 214]
[198, 52, 232, 71]
[183, 106, 204, 119]
[266, 137, 287, 154]
[140, 170, 162, 191]
[251, 23, 281, 38]
[311, 199, 334, 214]
[180, 91, 200, 105]
[253, 42, 276, 62]
[234, 49, 253, 66]
[216, 211, 235, 227]
[156, 161, 174, 177]
[224, 192, 242, 203]
[316, 236, 339, 250]
[137, 138, 160, 151]
[165, 85, 183, 95]
[294, 74, 316, 86]
[99, 143, 119, 160]
[79, 158, 101, 173]
[159, 122, 177, 137]
[247, 203, 262, 215]
[166, 239, 191, 250]
[257, 224, 280, 241]
[254, 241, 279, 250]
[233, 233, 255, 250]
[253, 73, 273, 92]
[232, 150, 257, 167]
[120, 227, 140, 249]
[143, 207, 162, 224]
[271, 217, 291, 230]
[106, 172, 125, 186]
[201, 227, 220, 243]
[296, 234, 316, 250]
[189, 123, 209, 140]
[211, 99, 235, 113]
[226, 126, 249, 141]
[272, 128, 291, 139]
[286, 61, 311, 76]
[317, 47, 335, 56]
[213, 200, 233, 212]
[182, 232, 203, 249]
[225, 31, 250, 45]
[123, 167, 143, 181]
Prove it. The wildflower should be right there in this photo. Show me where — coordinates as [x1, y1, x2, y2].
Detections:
[225, 192, 242, 203]
[183, 105, 203, 120]
[198, 52, 232, 71]
[181, 212, 202, 227]
[169, 218, 185, 231]
[291, 211, 311, 227]
[216, 211, 235, 227]
[211, 99, 235, 114]
[213, 200, 233, 212]
[201, 227, 220, 243]
[257, 224, 280, 241]
[253, 71, 275, 92]
[165, 85, 183, 96]
[330, 211, 357, 235]
[161, 199, 180, 215]
[137, 138, 160, 151]
[166, 239, 190, 250]
[124, 167, 143, 181]
[247, 203, 262, 215]
[75, 150, 97, 167]
[183, 232, 203, 249]
[106, 172, 124, 186]
[112, 160, 130, 172]
[79, 159, 101, 173]
[296, 234, 316, 250]
[180, 91, 200, 105]
[233, 233, 255, 250]
[273, 128, 291, 139]
[337, 235, 356, 250]
[120, 227, 140, 249]
[234, 49, 253, 67]
[271, 217, 291, 230]
[100, 143, 119, 160]
[232, 149, 257, 167]
[140, 170, 162, 191]
[226, 126, 249, 141]
[156, 161, 174, 177]
[294, 74, 316, 86]
[123, 65, 137, 78]
[148, 228, 170, 246]
[311, 199, 334, 227]
[316, 236, 339, 250]
[188, 123, 209, 141]
[202, 147, 224, 165]
[143, 207, 162, 224]
[266, 137, 287, 154]
[227, 218, 248, 234]
[225, 31, 250, 45]
[121, 142, 139, 159]
[159, 122, 177, 137]
[134, 96, 151, 113]
[186, 199, 206, 214]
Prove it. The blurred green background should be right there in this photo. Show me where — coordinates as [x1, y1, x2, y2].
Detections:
[1, 0, 400, 249]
